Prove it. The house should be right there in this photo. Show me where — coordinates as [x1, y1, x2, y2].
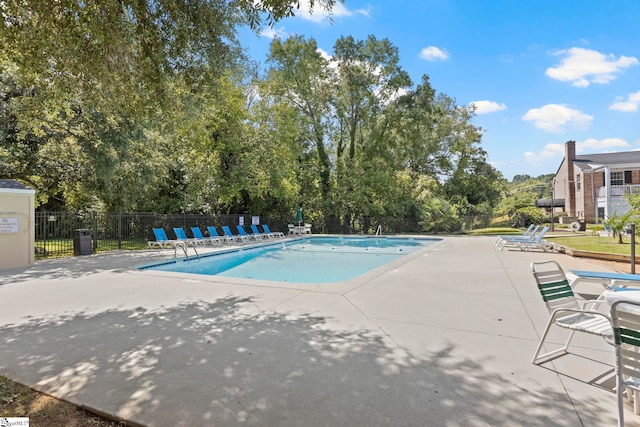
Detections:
[553, 140, 640, 223]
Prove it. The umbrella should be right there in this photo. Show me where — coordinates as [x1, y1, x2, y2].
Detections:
[295, 207, 303, 226]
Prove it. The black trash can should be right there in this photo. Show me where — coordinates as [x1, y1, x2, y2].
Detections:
[579, 220, 587, 232]
[73, 228, 92, 256]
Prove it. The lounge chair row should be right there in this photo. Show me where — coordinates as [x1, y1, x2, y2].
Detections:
[495, 225, 555, 251]
[148, 224, 285, 249]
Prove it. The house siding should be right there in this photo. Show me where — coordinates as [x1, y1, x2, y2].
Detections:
[553, 141, 640, 224]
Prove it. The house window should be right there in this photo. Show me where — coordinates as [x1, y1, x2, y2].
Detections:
[611, 171, 624, 186]
[576, 174, 581, 191]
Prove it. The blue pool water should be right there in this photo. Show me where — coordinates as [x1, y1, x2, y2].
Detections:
[141, 236, 438, 284]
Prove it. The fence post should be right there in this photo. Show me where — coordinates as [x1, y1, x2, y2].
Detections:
[92, 212, 98, 253]
[118, 212, 123, 250]
[632, 223, 636, 274]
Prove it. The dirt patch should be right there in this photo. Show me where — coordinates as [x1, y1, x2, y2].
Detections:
[0, 376, 126, 426]
[589, 258, 638, 274]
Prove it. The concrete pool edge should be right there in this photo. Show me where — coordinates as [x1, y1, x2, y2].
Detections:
[135, 235, 446, 294]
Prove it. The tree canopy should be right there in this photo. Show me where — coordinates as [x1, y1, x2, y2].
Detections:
[1, 2, 505, 233]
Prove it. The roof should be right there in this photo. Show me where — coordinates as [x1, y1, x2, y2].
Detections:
[0, 179, 33, 191]
[535, 198, 565, 208]
[573, 150, 640, 171]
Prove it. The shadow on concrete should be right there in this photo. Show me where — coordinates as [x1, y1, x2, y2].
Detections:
[0, 251, 173, 286]
[0, 295, 617, 426]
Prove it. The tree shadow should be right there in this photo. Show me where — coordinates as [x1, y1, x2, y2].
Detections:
[0, 296, 618, 426]
[0, 251, 174, 285]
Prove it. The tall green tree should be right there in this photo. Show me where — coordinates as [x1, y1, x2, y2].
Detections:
[266, 35, 334, 218]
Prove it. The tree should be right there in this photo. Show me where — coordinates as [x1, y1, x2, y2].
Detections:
[421, 197, 460, 234]
[603, 212, 632, 244]
[266, 35, 334, 218]
[0, 0, 338, 118]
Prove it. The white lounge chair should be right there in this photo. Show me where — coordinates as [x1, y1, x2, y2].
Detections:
[494, 224, 535, 246]
[498, 226, 549, 250]
[567, 270, 640, 290]
[262, 224, 284, 239]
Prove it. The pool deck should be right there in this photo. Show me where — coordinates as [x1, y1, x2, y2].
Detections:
[0, 235, 638, 426]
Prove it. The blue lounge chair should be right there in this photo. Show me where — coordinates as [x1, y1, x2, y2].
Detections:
[262, 224, 284, 239]
[173, 227, 205, 246]
[498, 226, 549, 251]
[149, 228, 186, 249]
[251, 224, 270, 239]
[207, 226, 234, 244]
[191, 226, 221, 245]
[221, 225, 243, 243]
[494, 225, 537, 246]
[235, 225, 258, 241]
[567, 270, 640, 290]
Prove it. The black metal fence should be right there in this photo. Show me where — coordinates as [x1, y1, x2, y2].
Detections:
[34, 211, 494, 259]
[34, 212, 289, 259]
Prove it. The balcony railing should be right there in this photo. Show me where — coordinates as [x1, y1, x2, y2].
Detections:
[597, 185, 640, 197]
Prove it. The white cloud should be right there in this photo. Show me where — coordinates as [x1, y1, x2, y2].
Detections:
[609, 90, 640, 112]
[545, 47, 638, 87]
[259, 26, 287, 39]
[296, 0, 370, 23]
[522, 104, 593, 133]
[316, 47, 332, 61]
[524, 143, 565, 164]
[470, 100, 507, 114]
[578, 138, 630, 151]
[419, 46, 449, 61]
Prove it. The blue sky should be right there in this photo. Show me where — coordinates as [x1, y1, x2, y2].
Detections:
[238, 0, 640, 181]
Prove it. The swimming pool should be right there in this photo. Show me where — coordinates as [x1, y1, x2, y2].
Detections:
[141, 236, 439, 284]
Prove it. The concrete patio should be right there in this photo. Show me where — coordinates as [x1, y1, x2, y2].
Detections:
[0, 235, 638, 426]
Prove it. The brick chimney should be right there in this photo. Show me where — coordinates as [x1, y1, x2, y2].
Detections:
[565, 140, 576, 216]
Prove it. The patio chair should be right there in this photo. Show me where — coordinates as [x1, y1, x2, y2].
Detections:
[237, 224, 261, 241]
[173, 227, 205, 246]
[304, 223, 312, 234]
[530, 260, 613, 364]
[207, 226, 234, 244]
[191, 226, 221, 245]
[222, 225, 244, 243]
[610, 299, 640, 426]
[149, 228, 186, 249]
[263, 224, 284, 239]
[288, 224, 296, 235]
[250, 224, 271, 239]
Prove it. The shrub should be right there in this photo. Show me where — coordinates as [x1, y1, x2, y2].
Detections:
[512, 206, 546, 227]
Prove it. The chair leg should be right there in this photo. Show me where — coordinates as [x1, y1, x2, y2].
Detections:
[615, 344, 626, 427]
[532, 316, 575, 364]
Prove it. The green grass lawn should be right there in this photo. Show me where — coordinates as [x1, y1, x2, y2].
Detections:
[473, 226, 638, 256]
[546, 234, 638, 255]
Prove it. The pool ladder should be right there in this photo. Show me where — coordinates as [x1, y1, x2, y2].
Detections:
[174, 242, 200, 260]
[375, 225, 382, 237]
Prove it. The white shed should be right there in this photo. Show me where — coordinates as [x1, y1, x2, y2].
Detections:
[0, 179, 35, 270]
